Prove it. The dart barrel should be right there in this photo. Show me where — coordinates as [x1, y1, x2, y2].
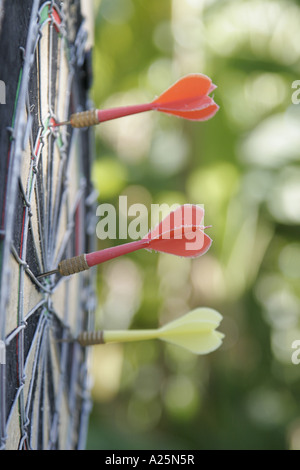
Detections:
[58, 254, 89, 276]
[77, 330, 105, 346]
[69, 109, 99, 128]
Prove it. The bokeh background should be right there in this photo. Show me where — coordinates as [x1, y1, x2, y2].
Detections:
[86, 0, 300, 450]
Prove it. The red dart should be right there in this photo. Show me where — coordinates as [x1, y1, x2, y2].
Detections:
[87, 204, 211, 267]
[37, 205, 212, 278]
[55, 74, 219, 128]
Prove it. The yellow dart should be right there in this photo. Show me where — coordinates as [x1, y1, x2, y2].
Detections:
[77, 308, 224, 355]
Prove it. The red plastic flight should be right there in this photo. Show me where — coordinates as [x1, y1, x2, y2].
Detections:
[86, 204, 212, 268]
[55, 74, 219, 128]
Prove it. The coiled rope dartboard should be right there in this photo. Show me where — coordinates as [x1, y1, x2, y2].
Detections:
[0, 0, 96, 449]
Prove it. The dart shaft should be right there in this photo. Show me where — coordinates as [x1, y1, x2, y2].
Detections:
[105, 329, 157, 343]
[69, 103, 153, 128]
[97, 102, 153, 122]
[77, 329, 158, 346]
[86, 239, 150, 267]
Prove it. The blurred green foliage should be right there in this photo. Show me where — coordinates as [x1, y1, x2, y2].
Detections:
[87, 0, 300, 450]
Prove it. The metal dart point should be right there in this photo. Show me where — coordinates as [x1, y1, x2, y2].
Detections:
[37, 269, 59, 279]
